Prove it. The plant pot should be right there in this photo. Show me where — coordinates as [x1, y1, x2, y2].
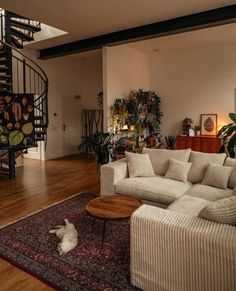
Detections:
[146, 136, 156, 147]
[97, 151, 110, 165]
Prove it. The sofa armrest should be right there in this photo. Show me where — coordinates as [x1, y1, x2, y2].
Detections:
[100, 158, 128, 196]
[131, 205, 236, 291]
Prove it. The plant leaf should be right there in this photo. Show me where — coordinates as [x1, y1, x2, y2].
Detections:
[9, 130, 24, 146]
[229, 113, 236, 123]
[0, 125, 8, 133]
[22, 123, 33, 135]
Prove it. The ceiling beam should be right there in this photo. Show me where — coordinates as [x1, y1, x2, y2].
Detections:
[39, 4, 236, 59]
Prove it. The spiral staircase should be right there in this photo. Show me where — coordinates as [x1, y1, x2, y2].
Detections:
[0, 10, 48, 177]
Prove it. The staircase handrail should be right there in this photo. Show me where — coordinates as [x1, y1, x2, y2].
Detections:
[0, 39, 48, 88]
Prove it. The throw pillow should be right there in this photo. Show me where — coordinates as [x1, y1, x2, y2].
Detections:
[142, 148, 191, 176]
[187, 151, 226, 183]
[224, 157, 236, 189]
[165, 158, 192, 182]
[125, 151, 155, 178]
[202, 163, 233, 189]
[199, 196, 236, 225]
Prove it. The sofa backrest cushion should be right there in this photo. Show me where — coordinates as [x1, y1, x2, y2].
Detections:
[142, 148, 191, 176]
[187, 151, 226, 183]
[199, 196, 236, 225]
[125, 151, 155, 178]
[202, 163, 233, 190]
[165, 159, 192, 182]
[224, 157, 236, 189]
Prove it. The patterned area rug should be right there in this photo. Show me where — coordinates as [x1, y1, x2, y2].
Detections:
[0, 193, 139, 290]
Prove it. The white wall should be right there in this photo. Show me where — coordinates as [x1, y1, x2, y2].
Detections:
[150, 43, 236, 137]
[103, 45, 150, 130]
[22, 49, 102, 160]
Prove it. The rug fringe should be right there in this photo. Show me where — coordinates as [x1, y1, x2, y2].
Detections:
[0, 192, 86, 229]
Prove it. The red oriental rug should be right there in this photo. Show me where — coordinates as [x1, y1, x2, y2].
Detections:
[0, 193, 140, 290]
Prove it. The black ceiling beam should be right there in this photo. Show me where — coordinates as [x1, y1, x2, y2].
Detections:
[39, 4, 236, 59]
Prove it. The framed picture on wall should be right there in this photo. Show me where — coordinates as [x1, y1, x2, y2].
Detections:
[200, 114, 217, 136]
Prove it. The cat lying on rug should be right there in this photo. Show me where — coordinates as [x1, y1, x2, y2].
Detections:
[49, 219, 78, 255]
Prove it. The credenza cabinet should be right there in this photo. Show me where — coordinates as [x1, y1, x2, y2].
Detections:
[176, 136, 221, 153]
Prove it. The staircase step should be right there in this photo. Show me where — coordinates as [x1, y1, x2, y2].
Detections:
[35, 130, 46, 135]
[34, 116, 43, 120]
[0, 58, 6, 63]
[0, 67, 9, 72]
[0, 80, 12, 84]
[10, 19, 41, 32]
[10, 36, 23, 49]
[35, 137, 45, 141]
[10, 13, 29, 21]
[0, 74, 11, 79]
[11, 28, 34, 42]
[34, 124, 47, 128]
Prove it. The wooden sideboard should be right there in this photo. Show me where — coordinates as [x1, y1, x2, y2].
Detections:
[176, 136, 221, 153]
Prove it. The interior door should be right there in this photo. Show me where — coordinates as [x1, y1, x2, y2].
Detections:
[61, 95, 81, 155]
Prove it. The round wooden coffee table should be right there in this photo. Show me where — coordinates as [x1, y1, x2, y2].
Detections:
[85, 195, 142, 243]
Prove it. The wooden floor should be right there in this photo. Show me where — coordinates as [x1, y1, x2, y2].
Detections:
[0, 154, 100, 291]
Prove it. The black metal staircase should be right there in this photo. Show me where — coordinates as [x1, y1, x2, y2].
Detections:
[0, 9, 49, 177]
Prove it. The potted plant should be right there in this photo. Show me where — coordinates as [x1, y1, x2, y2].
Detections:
[217, 113, 236, 158]
[165, 135, 176, 149]
[194, 125, 201, 136]
[79, 131, 115, 164]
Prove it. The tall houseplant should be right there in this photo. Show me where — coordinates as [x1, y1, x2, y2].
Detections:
[79, 132, 115, 164]
[217, 113, 236, 158]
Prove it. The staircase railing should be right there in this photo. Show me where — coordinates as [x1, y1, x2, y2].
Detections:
[0, 40, 49, 128]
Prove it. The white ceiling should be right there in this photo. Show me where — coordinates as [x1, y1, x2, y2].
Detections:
[0, 0, 235, 50]
[129, 23, 236, 53]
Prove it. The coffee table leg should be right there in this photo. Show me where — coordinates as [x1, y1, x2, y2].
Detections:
[102, 220, 106, 245]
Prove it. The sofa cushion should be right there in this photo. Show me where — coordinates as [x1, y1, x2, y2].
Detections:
[165, 159, 192, 182]
[233, 187, 236, 196]
[187, 151, 226, 183]
[224, 157, 236, 189]
[202, 163, 233, 189]
[142, 148, 191, 176]
[115, 176, 192, 205]
[185, 184, 232, 201]
[125, 151, 155, 178]
[199, 196, 236, 225]
[167, 195, 211, 216]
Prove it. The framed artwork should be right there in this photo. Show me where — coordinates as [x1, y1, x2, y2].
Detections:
[0, 93, 35, 149]
[200, 114, 217, 136]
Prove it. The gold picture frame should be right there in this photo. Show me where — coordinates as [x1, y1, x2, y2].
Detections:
[200, 114, 217, 136]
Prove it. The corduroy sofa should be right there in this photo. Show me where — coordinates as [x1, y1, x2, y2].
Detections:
[100, 149, 236, 291]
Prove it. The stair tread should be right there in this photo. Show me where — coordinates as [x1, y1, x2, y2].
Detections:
[10, 36, 24, 49]
[10, 19, 41, 32]
[11, 27, 34, 42]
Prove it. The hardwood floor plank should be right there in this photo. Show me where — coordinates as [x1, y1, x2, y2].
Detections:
[0, 154, 100, 290]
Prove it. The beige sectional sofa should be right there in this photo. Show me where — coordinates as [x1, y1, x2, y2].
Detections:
[100, 149, 236, 291]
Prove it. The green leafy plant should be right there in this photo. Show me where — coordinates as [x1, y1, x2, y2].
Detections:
[111, 89, 162, 147]
[165, 135, 176, 149]
[79, 131, 115, 164]
[217, 113, 236, 158]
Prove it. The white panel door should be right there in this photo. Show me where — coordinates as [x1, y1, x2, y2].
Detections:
[61, 95, 81, 156]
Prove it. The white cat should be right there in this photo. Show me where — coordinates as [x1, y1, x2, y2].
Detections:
[49, 219, 78, 255]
